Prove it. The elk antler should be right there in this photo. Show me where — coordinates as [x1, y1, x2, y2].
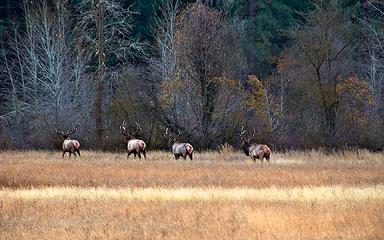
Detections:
[239, 126, 261, 142]
[164, 128, 169, 138]
[131, 122, 143, 136]
[164, 128, 177, 144]
[177, 129, 183, 136]
[55, 129, 64, 135]
[240, 126, 246, 136]
[135, 122, 143, 132]
[239, 126, 247, 142]
[247, 128, 261, 142]
[66, 127, 77, 136]
[120, 121, 128, 136]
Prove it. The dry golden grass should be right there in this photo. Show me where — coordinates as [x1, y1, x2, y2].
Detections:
[1, 198, 383, 240]
[0, 150, 383, 239]
[0, 150, 383, 188]
[1, 185, 384, 202]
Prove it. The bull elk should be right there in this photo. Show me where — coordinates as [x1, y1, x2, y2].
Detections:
[239, 126, 271, 162]
[120, 121, 146, 159]
[56, 128, 81, 158]
[164, 128, 194, 160]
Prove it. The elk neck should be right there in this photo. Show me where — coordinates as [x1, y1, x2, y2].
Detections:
[124, 135, 137, 144]
[242, 142, 250, 156]
[168, 137, 179, 146]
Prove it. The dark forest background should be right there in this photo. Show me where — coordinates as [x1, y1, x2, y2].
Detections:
[0, 0, 383, 151]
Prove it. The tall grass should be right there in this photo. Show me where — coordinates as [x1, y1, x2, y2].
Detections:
[1, 150, 383, 188]
[0, 150, 383, 239]
[1, 185, 383, 202]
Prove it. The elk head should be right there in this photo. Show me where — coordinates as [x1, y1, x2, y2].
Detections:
[164, 128, 174, 146]
[239, 126, 260, 155]
[120, 121, 143, 142]
[164, 128, 183, 146]
[56, 127, 77, 140]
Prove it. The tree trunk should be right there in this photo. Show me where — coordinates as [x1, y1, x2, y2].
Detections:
[325, 104, 337, 137]
[249, 0, 257, 21]
[95, 1, 105, 147]
[248, 0, 258, 74]
[6, 0, 11, 21]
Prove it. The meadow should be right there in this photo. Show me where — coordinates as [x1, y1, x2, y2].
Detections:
[0, 150, 383, 239]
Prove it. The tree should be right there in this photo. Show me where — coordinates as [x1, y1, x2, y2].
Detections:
[0, 0, 93, 148]
[357, 0, 384, 148]
[285, 0, 356, 141]
[148, 2, 245, 148]
[335, 75, 374, 146]
[271, 0, 383, 149]
[226, 0, 311, 78]
[76, 0, 140, 147]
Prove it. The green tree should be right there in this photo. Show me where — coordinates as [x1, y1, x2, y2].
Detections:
[227, 0, 311, 78]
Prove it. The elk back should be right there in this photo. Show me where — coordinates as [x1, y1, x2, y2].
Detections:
[127, 139, 146, 153]
[172, 143, 193, 156]
[249, 144, 263, 157]
[63, 139, 80, 151]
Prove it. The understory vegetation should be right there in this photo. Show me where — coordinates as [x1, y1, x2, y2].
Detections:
[0, 0, 383, 150]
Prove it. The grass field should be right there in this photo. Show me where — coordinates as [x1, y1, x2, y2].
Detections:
[0, 150, 383, 239]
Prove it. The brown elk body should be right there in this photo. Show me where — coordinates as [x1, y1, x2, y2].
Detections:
[120, 121, 146, 159]
[164, 128, 194, 160]
[240, 127, 271, 163]
[56, 128, 81, 158]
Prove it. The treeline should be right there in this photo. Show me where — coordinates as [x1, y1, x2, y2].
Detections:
[0, 0, 383, 151]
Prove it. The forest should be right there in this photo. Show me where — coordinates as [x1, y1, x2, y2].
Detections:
[0, 0, 383, 151]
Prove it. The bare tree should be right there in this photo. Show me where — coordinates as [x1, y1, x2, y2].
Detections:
[350, 0, 384, 149]
[146, 0, 180, 129]
[363, 25, 384, 115]
[360, 1, 384, 116]
[148, 2, 245, 148]
[0, 0, 93, 148]
[76, 0, 141, 147]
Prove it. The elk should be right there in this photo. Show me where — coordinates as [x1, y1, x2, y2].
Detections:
[239, 126, 271, 162]
[120, 121, 146, 159]
[164, 128, 194, 160]
[56, 128, 81, 158]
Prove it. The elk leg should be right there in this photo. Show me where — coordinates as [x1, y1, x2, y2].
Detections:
[143, 150, 146, 159]
[138, 153, 141, 159]
[134, 153, 137, 158]
[76, 149, 81, 157]
[189, 153, 193, 161]
[62, 151, 65, 158]
[127, 151, 132, 159]
[174, 154, 179, 160]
